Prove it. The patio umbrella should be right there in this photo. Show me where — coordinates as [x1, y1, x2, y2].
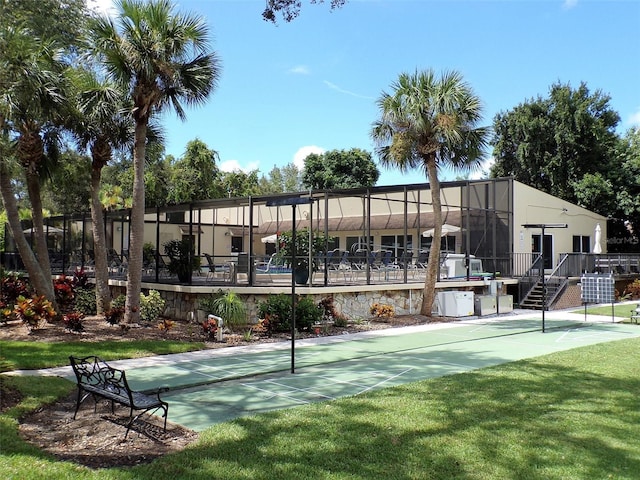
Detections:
[593, 223, 602, 254]
[422, 224, 461, 237]
[261, 234, 278, 244]
[422, 224, 461, 252]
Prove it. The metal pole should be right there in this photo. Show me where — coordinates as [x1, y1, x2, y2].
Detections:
[291, 205, 297, 373]
[541, 225, 546, 333]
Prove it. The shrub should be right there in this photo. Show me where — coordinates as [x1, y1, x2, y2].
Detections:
[157, 318, 175, 334]
[53, 275, 76, 312]
[205, 291, 246, 331]
[72, 267, 90, 289]
[63, 312, 85, 332]
[370, 302, 395, 318]
[14, 295, 56, 330]
[74, 287, 97, 315]
[319, 296, 348, 327]
[1, 273, 31, 322]
[1, 272, 31, 303]
[295, 296, 322, 331]
[257, 293, 322, 333]
[257, 293, 292, 334]
[112, 294, 126, 309]
[140, 290, 166, 324]
[104, 306, 124, 325]
[201, 317, 218, 339]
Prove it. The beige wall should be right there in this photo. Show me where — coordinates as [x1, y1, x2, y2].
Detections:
[513, 181, 607, 257]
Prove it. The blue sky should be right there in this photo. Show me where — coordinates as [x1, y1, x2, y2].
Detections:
[94, 0, 640, 187]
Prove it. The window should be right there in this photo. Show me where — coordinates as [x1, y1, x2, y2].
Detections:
[346, 236, 372, 252]
[231, 236, 243, 253]
[572, 235, 591, 253]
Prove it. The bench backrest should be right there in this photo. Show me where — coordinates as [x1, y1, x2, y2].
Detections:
[69, 355, 133, 403]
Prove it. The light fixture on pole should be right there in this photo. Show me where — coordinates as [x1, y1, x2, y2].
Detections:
[522, 223, 568, 332]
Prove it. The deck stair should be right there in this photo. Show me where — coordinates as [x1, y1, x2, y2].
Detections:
[519, 276, 567, 310]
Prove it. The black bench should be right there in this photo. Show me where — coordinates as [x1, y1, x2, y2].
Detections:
[69, 355, 169, 438]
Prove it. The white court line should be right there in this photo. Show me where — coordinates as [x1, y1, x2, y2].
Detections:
[239, 382, 326, 405]
[357, 368, 415, 395]
[260, 379, 336, 401]
[556, 327, 634, 343]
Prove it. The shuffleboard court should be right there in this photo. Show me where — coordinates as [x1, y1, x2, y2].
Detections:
[117, 314, 640, 431]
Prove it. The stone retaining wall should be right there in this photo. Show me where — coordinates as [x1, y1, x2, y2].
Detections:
[116, 287, 426, 322]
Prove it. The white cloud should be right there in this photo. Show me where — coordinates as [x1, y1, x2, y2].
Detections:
[627, 107, 640, 128]
[562, 0, 578, 10]
[323, 81, 375, 100]
[470, 156, 495, 180]
[219, 159, 260, 173]
[293, 145, 325, 170]
[289, 65, 311, 75]
[88, 0, 116, 16]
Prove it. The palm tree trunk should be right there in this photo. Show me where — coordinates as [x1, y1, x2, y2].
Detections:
[0, 162, 55, 302]
[89, 162, 111, 314]
[123, 120, 147, 323]
[420, 158, 442, 316]
[24, 170, 54, 283]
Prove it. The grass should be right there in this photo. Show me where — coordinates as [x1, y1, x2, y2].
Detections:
[572, 302, 639, 319]
[2, 337, 640, 479]
[0, 340, 205, 372]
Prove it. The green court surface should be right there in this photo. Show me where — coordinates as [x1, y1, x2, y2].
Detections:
[120, 315, 640, 432]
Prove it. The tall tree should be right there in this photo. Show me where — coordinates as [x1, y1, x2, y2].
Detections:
[88, 0, 220, 322]
[262, 0, 347, 22]
[371, 70, 489, 316]
[218, 170, 261, 198]
[490, 82, 620, 203]
[68, 68, 133, 314]
[168, 139, 222, 203]
[257, 163, 303, 194]
[0, 25, 70, 304]
[302, 148, 379, 190]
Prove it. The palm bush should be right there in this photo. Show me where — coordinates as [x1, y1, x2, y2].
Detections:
[206, 291, 246, 331]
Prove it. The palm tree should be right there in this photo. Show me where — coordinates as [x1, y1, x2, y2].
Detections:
[68, 68, 133, 314]
[88, 0, 221, 322]
[371, 70, 489, 316]
[0, 26, 69, 305]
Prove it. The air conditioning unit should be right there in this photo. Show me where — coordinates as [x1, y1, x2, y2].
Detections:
[474, 295, 497, 316]
[437, 291, 474, 317]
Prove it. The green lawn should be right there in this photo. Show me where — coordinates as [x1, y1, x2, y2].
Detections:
[0, 340, 205, 372]
[573, 302, 639, 319]
[2, 337, 639, 479]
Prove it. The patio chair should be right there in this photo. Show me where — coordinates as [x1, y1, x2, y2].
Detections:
[379, 250, 400, 281]
[204, 253, 229, 282]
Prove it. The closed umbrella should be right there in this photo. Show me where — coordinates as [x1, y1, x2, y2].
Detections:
[593, 223, 602, 254]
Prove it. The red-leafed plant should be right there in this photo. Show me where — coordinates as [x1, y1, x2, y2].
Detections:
[14, 295, 57, 330]
[63, 311, 85, 332]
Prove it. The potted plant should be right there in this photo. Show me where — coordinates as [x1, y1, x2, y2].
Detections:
[163, 239, 201, 283]
[277, 228, 333, 285]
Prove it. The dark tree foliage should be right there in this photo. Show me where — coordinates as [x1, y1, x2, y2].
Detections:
[302, 148, 379, 190]
[262, 0, 347, 23]
[490, 82, 620, 204]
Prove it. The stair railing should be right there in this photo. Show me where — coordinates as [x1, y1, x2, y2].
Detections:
[518, 254, 543, 302]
